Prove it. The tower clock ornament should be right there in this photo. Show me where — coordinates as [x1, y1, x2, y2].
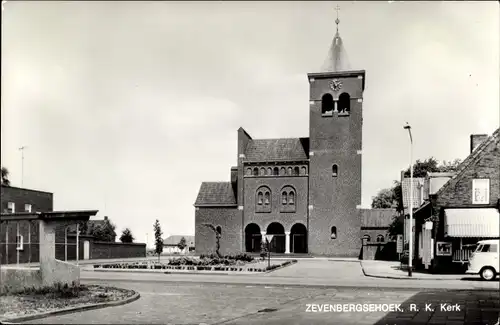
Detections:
[329, 79, 342, 91]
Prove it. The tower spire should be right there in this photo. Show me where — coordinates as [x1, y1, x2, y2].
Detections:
[319, 4, 351, 73]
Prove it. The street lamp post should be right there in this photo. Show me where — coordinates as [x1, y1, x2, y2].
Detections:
[403, 122, 413, 277]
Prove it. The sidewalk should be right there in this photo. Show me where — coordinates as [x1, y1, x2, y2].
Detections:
[361, 260, 474, 280]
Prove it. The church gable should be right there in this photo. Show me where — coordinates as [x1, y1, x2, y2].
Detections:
[244, 138, 309, 162]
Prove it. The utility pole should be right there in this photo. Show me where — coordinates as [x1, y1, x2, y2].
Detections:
[19, 146, 27, 187]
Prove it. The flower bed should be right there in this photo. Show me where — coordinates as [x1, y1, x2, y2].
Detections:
[0, 283, 135, 321]
[93, 257, 298, 273]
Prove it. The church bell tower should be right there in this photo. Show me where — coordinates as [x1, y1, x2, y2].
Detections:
[307, 7, 365, 257]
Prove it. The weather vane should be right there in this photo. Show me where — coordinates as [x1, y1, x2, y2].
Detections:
[335, 4, 340, 32]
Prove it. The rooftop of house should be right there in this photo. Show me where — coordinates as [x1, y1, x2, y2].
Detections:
[244, 137, 309, 162]
[194, 182, 237, 207]
[163, 235, 195, 246]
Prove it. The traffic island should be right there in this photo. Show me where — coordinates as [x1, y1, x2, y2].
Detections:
[0, 284, 139, 323]
[91, 258, 298, 275]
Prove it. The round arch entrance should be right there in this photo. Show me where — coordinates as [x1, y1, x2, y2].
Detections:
[266, 222, 285, 253]
[244, 223, 261, 253]
[290, 223, 308, 254]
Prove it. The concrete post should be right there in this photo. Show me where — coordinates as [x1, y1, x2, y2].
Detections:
[76, 223, 79, 265]
[39, 219, 57, 286]
[285, 232, 291, 254]
[65, 226, 68, 261]
[16, 222, 20, 265]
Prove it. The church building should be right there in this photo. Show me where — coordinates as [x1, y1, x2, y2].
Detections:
[194, 15, 393, 257]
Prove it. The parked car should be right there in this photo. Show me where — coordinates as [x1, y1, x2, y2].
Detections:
[466, 239, 499, 281]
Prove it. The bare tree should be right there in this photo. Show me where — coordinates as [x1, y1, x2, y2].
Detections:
[202, 223, 221, 258]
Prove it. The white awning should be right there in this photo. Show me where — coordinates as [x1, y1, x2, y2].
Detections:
[444, 208, 500, 238]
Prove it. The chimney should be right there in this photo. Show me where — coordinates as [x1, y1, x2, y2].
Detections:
[470, 134, 488, 153]
[104, 216, 108, 221]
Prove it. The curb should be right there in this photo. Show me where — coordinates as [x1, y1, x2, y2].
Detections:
[264, 261, 298, 274]
[0, 290, 140, 324]
[360, 264, 479, 281]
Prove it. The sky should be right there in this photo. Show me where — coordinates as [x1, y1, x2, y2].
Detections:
[1, 1, 499, 248]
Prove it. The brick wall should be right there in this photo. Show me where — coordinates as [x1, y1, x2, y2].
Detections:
[1, 185, 53, 213]
[91, 241, 146, 259]
[243, 175, 308, 233]
[195, 207, 242, 255]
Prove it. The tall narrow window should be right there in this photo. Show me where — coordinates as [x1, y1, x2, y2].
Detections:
[260, 167, 266, 176]
[332, 164, 338, 177]
[246, 168, 252, 176]
[331, 226, 337, 239]
[282, 192, 288, 205]
[253, 168, 259, 176]
[258, 192, 263, 205]
[301, 166, 307, 175]
[321, 94, 335, 115]
[216, 226, 222, 235]
[273, 167, 279, 176]
[288, 167, 292, 175]
[280, 167, 286, 175]
[293, 167, 299, 176]
[25, 204, 32, 212]
[16, 235, 24, 250]
[7, 202, 15, 213]
[338, 92, 350, 114]
[267, 167, 272, 176]
[264, 192, 270, 205]
[288, 192, 295, 204]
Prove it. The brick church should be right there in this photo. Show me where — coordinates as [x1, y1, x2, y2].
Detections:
[195, 16, 393, 257]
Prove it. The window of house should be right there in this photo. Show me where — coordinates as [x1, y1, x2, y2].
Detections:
[321, 94, 335, 115]
[363, 234, 371, 242]
[273, 167, 279, 176]
[301, 166, 307, 175]
[264, 192, 270, 205]
[280, 167, 286, 175]
[7, 202, 15, 213]
[293, 167, 300, 176]
[25, 204, 32, 213]
[260, 168, 266, 176]
[257, 192, 263, 205]
[246, 168, 252, 176]
[253, 168, 259, 176]
[472, 179, 489, 204]
[267, 167, 272, 176]
[16, 235, 24, 250]
[376, 235, 385, 243]
[331, 226, 337, 239]
[216, 226, 221, 235]
[332, 164, 338, 177]
[288, 167, 292, 175]
[289, 191, 295, 205]
[282, 192, 288, 205]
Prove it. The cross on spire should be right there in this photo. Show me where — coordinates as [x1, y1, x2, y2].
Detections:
[335, 4, 340, 32]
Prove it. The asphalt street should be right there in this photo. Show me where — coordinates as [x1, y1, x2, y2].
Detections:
[24, 280, 500, 325]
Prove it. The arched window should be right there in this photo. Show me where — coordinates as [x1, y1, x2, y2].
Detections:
[331, 226, 337, 239]
[260, 167, 266, 176]
[273, 167, 279, 176]
[253, 167, 259, 176]
[267, 167, 272, 176]
[338, 92, 350, 114]
[264, 192, 270, 205]
[246, 168, 252, 176]
[256, 186, 271, 212]
[288, 167, 292, 175]
[376, 235, 385, 243]
[321, 93, 335, 115]
[301, 166, 307, 175]
[280, 167, 286, 175]
[282, 192, 288, 205]
[216, 226, 222, 235]
[363, 234, 371, 242]
[332, 164, 338, 177]
[289, 191, 295, 204]
[293, 167, 300, 176]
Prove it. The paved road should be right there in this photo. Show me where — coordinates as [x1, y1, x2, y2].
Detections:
[24, 281, 500, 325]
[81, 268, 500, 291]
